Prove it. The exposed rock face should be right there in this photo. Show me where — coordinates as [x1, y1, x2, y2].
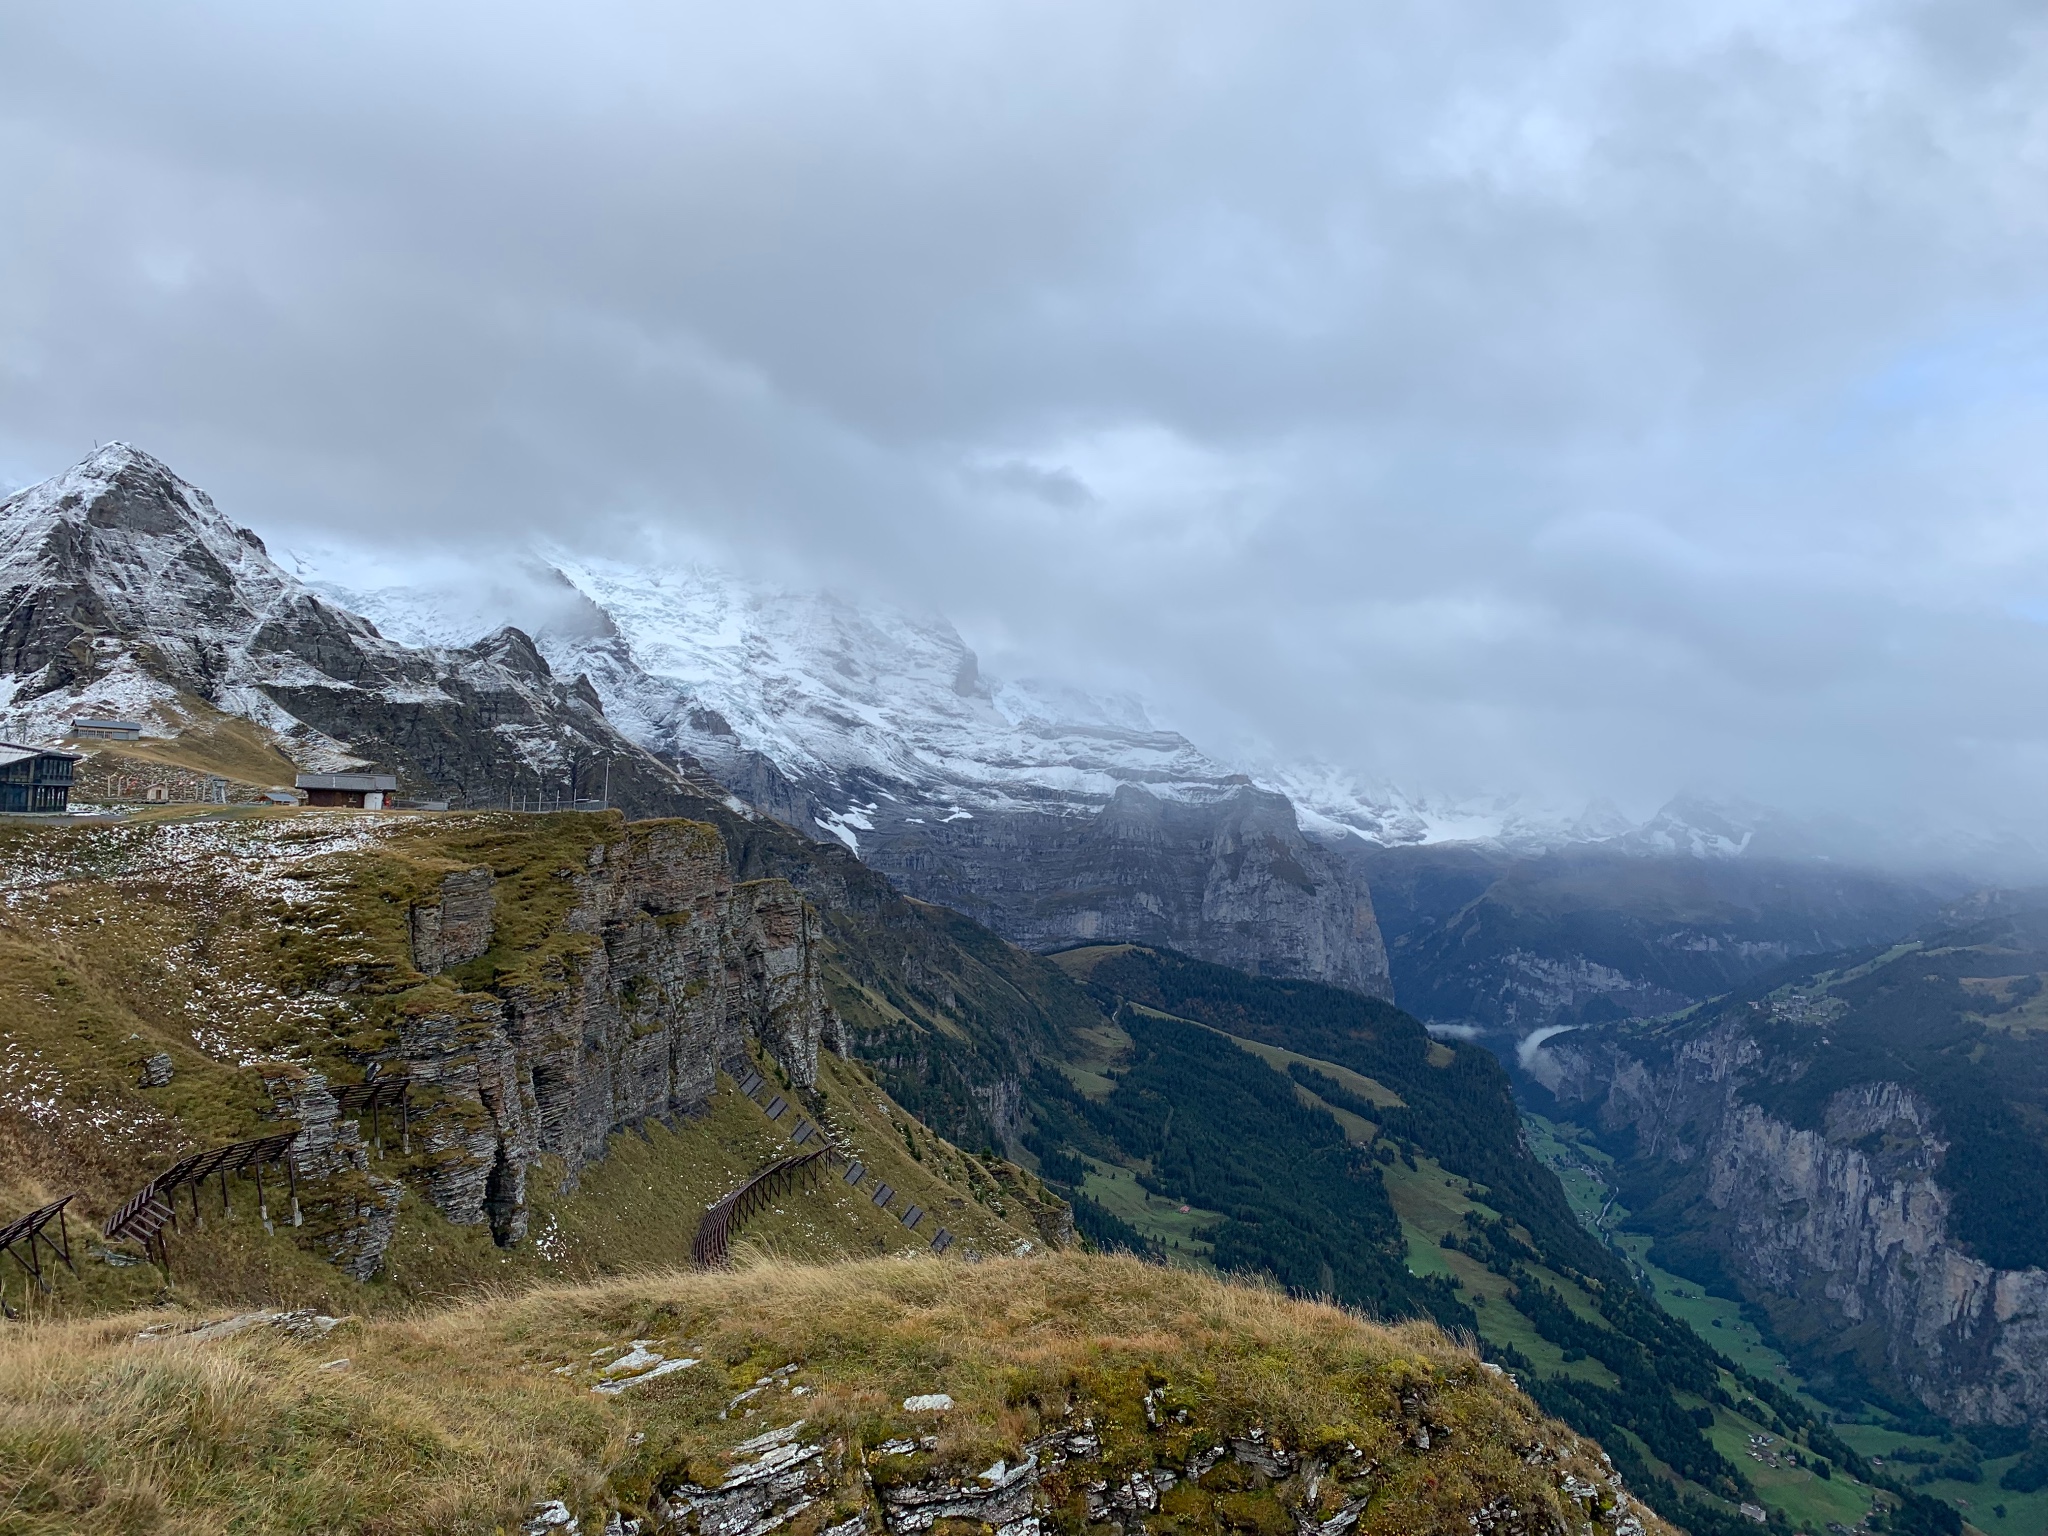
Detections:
[859, 786, 1391, 997]
[339, 555, 1396, 998]
[1547, 1023, 2048, 1424]
[409, 866, 495, 974]
[653, 1395, 1648, 1536]
[259, 1065, 403, 1280]
[386, 821, 840, 1249]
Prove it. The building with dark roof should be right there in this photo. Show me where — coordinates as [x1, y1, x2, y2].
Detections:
[71, 718, 144, 741]
[294, 771, 398, 809]
[0, 743, 82, 813]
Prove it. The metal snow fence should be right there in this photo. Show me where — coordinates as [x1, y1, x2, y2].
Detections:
[691, 1147, 834, 1268]
[0, 1193, 78, 1303]
[333, 1076, 410, 1157]
[103, 1131, 301, 1271]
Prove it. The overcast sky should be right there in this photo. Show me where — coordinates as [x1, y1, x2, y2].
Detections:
[5, 2, 2048, 841]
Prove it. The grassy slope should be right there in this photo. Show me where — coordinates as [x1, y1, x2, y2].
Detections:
[1381, 1151, 1620, 1392]
[70, 713, 307, 796]
[0, 809, 1050, 1322]
[54, 692, 310, 805]
[1026, 993, 1452, 1324]
[1037, 955, 1647, 1385]
[0, 1251, 1675, 1536]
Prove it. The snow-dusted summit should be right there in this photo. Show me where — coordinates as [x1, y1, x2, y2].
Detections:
[0, 445, 682, 808]
[322, 548, 1914, 995]
[340, 556, 1259, 846]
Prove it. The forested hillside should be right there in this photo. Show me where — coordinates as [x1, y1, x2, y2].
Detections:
[1027, 946, 1968, 1536]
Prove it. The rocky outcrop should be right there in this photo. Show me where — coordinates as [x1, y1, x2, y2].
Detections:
[408, 866, 495, 974]
[1547, 1022, 2048, 1424]
[860, 785, 1391, 997]
[384, 820, 841, 1250]
[259, 1065, 403, 1280]
[652, 1390, 1650, 1536]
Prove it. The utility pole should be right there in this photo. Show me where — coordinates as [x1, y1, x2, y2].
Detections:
[601, 752, 611, 810]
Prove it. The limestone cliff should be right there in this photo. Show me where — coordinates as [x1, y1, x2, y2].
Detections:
[382, 819, 841, 1250]
[860, 785, 1392, 997]
[1545, 1015, 2048, 1425]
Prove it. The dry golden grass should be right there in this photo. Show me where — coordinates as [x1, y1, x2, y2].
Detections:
[69, 700, 306, 793]
[0, 1251, 1667, 1536]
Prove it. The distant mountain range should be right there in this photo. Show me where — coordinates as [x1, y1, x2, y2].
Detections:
[0, 444, 1996, 1022]
[313, 546, 1993, 1025]
[316, 552, 2038, 877]
[315, 559, 1880, 865]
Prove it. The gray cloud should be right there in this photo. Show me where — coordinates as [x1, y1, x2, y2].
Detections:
[5, 1, 2048, 847]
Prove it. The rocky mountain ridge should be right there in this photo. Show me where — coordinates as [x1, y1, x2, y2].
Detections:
[0, 444, 1394, 994]
[0, 443, 1986, 1062]
[0, 447, 1119, 1172]
[338, 557, 1875, 871]
[329, 553, 1946, 1002]
[338, 556, 1399, 994]
[0, 444, 707, 814]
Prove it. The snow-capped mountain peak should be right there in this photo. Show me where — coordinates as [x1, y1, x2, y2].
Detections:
[333, 554, 1252, 840]
[0, 446, 667, 793]
[0, 442, 387, 752]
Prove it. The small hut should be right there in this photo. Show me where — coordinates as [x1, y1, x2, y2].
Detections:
[294, 772, 398, 809]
